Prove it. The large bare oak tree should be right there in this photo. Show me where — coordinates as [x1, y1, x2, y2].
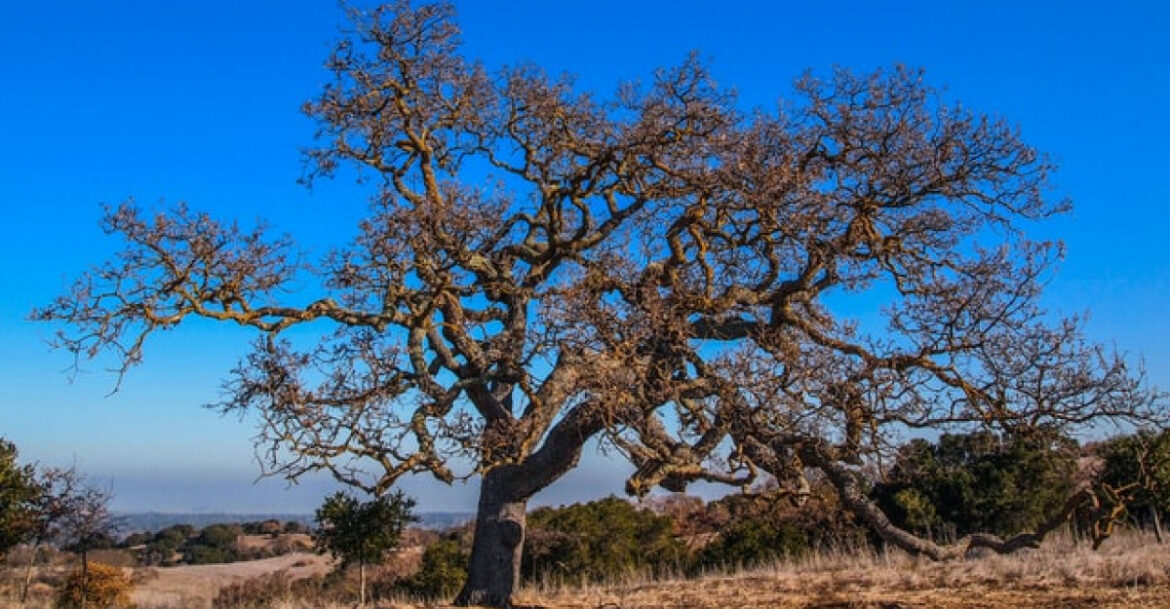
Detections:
[36, 2, 1162, 606]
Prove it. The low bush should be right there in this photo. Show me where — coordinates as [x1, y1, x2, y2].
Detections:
[394, 537, 467, 599]
[871, 431, 1079, 540]
[697, 518, 809, 568]
[54, 562, 133, 609]
[523, 497, 688, 584]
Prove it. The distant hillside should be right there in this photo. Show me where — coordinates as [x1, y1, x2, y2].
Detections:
[115, 511, 472, 533]
[415, 511, 473, 530]
[115, 512, 313, 533]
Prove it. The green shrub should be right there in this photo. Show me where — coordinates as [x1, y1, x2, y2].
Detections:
[395, 537, 467, 599]
[184, 544, 231, 565]
[871, 431, 1078, 539]
[692, 480, 866, 571]
[523, 496, 687, 584]
[1097, 433, 1170, 511]
[697, 518, 807, 568]
[199, 524, 242, 548]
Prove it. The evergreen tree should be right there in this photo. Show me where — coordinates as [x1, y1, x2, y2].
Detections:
[315, 490, 417, 605]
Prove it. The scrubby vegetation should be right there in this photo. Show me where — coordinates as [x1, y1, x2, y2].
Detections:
[385, 430, 1169, 597]
[871, 431, 1080, 541]
[523, 497, 688, 584]
[210, 570, 318, 609]
[331, 426, 1159, 602]
[53, 562, 133, 609]
[119, 520, 313, 567]
[393, 535, 466, 600]
[1093, 430, 1170, 541]
[5, 429, 1170, 608]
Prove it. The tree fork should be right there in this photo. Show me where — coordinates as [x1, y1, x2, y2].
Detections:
[32, 3, 1165, 608]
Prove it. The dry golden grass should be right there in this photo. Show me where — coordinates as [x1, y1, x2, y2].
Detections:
[5, 531, 1168, 609]
[129, 551, 333, 609]
[512, 531, 1170, 609]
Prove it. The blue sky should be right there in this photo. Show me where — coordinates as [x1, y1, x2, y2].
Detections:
[1, 1, 1168, 513]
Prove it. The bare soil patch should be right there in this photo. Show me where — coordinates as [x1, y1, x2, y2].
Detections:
[130, 551, 332, 609]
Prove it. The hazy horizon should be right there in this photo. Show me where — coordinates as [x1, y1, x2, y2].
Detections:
[90, 442, 659, 514]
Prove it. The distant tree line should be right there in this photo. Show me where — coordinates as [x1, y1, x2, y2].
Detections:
[117, 512, 316, 534]
[120, 519, 311, 566]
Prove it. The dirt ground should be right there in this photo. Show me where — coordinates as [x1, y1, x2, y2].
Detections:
[130, 551, 333, 608]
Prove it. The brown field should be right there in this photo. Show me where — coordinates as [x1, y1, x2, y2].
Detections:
[131, 551, 334, 608]
[517, 531, 1170, 609]
[234, 533, 313, 554]
[5, 531, 1168, 609]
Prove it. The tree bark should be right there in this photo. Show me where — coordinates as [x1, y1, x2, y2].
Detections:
[453, 400, 606, 607]
[454, 468, 528, 608]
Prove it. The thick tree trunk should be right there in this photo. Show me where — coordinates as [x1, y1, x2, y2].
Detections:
[454, 469, 528, 607]
[451, 400, 606, 607]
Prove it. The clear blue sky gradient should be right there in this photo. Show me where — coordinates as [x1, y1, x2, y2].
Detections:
[1, 1, 1168, 512]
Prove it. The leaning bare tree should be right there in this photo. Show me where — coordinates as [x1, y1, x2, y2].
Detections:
[35, 2, 1162, 606]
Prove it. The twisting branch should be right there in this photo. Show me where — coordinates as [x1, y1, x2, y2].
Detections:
[34, 2, 1166, 603]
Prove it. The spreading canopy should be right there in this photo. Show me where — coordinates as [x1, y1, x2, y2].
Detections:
[35, 2, 1162, 596]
